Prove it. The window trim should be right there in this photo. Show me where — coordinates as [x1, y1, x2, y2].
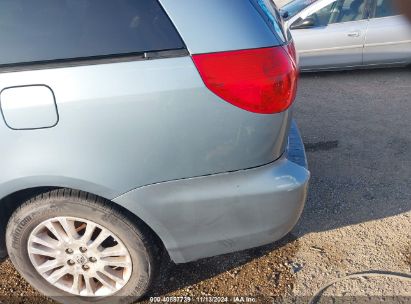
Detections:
[0, 48, 189, 74]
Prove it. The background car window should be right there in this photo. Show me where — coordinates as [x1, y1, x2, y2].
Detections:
[304, 1, 338, 27]
[0, 0, 184, 66]
[296, 0, 366, 27]
[374, 0, 398, 17]
[330, 0, 367, 23]
[282, 0, 318, 20]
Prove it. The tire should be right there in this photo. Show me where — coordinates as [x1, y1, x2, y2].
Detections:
[6, 189, 161, 304]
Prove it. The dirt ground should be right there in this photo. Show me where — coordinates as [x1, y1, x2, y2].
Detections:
[0, 68, 410, 303]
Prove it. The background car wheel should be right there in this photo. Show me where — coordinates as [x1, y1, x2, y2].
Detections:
[6, 189, 161, 304]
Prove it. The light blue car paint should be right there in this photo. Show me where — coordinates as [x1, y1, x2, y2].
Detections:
[114, 122, 309, 263]
[0, 0, 309, 264]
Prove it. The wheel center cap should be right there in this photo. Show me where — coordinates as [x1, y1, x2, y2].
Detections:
[74, 254, 88, 265]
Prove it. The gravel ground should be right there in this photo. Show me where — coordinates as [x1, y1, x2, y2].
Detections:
[0, 68, 410, 303]
[291, 68, 411, 302]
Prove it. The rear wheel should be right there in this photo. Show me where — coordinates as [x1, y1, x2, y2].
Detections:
[6, 189, 160, 304]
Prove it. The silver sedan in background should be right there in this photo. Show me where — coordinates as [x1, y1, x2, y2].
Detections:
[281, 0, 411, 71]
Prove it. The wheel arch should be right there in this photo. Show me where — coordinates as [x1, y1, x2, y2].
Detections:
[0, 185, 168, 261]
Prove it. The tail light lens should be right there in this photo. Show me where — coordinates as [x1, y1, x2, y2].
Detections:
[192, 46, 298, 114]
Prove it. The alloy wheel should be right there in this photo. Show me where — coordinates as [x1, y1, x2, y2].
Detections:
[27, 216, 132, 297]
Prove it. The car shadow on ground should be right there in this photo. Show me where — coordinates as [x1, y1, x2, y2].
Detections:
[144, 67, 411, 298]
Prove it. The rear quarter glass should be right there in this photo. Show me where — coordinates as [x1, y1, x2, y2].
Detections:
[0, 0, 185, 66]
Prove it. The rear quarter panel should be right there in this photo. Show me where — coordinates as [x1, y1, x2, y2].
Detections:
[0, 57, 291, 200]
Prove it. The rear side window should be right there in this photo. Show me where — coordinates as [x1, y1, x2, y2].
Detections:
[374, 0, 399, 18]
[291, 0, 367, 28]
[282, 0, 318, 20]
[0, 0, 185, 66]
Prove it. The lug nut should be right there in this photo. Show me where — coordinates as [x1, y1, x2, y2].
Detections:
[65, 248, 73, 254]
[79, 247, 87, 253]
[67, 259, 75, 266]
[89, 257, 97, 263]
[82, 265, 90, 271]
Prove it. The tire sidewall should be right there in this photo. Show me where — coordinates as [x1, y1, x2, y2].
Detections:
[6, 196, 153, 304]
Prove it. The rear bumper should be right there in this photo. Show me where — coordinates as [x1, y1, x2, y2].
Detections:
[114, 121, 309, 263]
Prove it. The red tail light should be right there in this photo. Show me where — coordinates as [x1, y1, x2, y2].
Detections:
[192, 46, 298, 114]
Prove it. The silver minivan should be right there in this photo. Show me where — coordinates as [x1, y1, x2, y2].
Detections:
[0, 0, 309, 303]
